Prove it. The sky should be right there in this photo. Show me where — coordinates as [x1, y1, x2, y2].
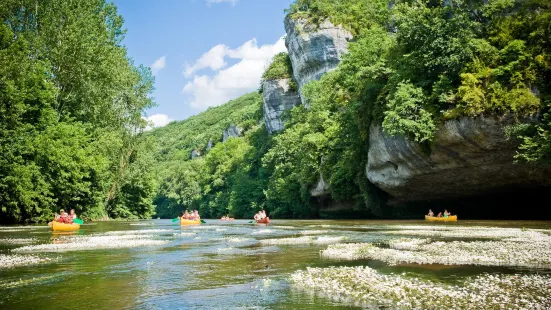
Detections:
[111, 0, 295, 129]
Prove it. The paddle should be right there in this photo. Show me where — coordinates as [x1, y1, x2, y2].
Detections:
[248, 221, 254, 224]
[73, 218, 84, 225]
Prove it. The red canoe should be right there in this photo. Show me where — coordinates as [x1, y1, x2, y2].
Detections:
[256, 217, 270, 224]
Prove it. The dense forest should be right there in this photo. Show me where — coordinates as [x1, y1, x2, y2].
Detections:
[0, 0, 156, 223]
[2, 0, 550, 222]
[149, 0, 551, 220]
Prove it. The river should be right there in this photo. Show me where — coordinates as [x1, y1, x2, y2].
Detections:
[1, 220, 550, 309]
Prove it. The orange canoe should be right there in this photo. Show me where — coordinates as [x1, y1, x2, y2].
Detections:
[256, 217, 270, 224]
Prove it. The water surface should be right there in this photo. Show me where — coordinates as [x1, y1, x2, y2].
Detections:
[1, 219, 550, 309]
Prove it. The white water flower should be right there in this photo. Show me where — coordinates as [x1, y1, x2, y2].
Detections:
[0, 238, 37, 245]
[0, 226, 47, 230]
[379, 226, 551, 242]
[260, 236, 314, 245]
[291, 266, 551, 309]
[173, 232, 197, 237]
[299, 230, 330, 235]
[388, 238, 431, 250]
[251, 229, 275, 235]
[102, 229, 175, 235]
[0, 254, 52, 268]
[261, 236, 346, 246]
[214, 246, 280, 256]
[322, 238, 551, 269]
[314, 236, 346, 244]
[13, 235, 168, 253]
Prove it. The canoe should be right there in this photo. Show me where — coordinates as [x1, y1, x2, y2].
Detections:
[180, 219, 201, 225]
[256, 217, 270, 224]
[425, 215, 458, 222]
[49, 221, 81, 231]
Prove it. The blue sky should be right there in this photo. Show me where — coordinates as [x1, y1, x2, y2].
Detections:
[112, 0, 294, 128]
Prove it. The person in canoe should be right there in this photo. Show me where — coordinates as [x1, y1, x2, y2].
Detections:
[188, 210, 200, 221]
[253, 212, 260, 221]
[193, 210, 200, 220]
[70, 209, 77, 220]
[181, 210, 190, 220]
[437, 212, 443, 218]
[427, 209, 434, 217]
[56, 209, 73, 224]
[443, 209, 450, 218]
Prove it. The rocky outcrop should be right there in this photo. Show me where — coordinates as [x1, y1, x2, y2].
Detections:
[367, 116, 551, 205]
[262, 79, 301, 134]
[310, 172, 331, 197]
[191, 149, 201, 159]
[284, 17, 352, 103]
[223, 125, 242, 142]
[206, 139, 213, 151]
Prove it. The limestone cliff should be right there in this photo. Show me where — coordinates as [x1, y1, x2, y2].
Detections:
[262, 79, 301, 134]
[284, 17, 352, 103]
[367, 116, 551, 205]
[223, 125, 243, 142]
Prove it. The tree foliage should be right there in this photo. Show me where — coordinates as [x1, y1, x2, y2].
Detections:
[0, 0, 155, 223]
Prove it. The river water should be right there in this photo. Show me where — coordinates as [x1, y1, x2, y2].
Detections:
[1, 219, 550, 309]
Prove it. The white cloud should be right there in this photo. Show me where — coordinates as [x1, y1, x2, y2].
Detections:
[184, 44, 228, 77]
[144, 113, 172, 130]
[206, 0, 238, 6]
[151, 56, 166, 75]
[182, 37, 286, 110]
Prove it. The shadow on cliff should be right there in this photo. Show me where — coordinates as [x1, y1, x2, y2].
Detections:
[381, 186, 551, 220]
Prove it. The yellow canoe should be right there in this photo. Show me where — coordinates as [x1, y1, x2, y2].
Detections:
[180, 219, 201, 225]
[425, 215, 458, 222]
[49, 221, 81, 231]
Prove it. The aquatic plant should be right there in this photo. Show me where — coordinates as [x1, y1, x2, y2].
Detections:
[0, 238, 37, 245]
[13, 235, 168, 253]
[322, 238, 551, 269]
[261, 236, 345, 245]
[299, 230, 330, 235]
[0, 254, 52, 268]
[388, 238, 431, 250]
[102, 229, 176, 235]
[291, 266, 551, 309]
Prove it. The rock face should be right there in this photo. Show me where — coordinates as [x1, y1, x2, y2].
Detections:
[284, 17, 352, 103]
[223, 125, 242, 142]
[310, 172, 331, 197]
[206, 139, 213, 151]
[191, 149, 201, 159]
[367, 116, 551, 205]
[262, 79, 301, 134]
